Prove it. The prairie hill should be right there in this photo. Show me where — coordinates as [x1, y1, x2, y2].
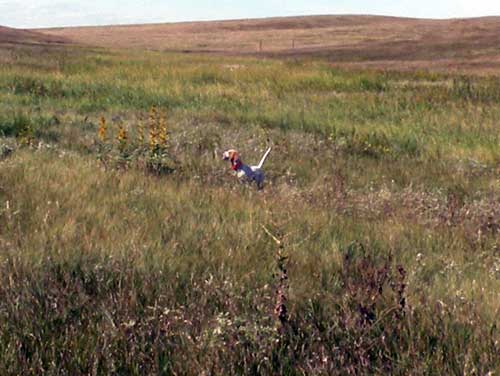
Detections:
[0, 25, 67, 46]
[36, 15, 500, 73]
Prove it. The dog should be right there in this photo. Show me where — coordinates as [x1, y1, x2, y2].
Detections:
[222, 147, 271, 189]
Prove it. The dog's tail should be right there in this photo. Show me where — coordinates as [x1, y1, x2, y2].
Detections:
[257, 147, 272, 169]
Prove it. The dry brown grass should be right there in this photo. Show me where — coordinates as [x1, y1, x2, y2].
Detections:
[33, 15, 500, 74]
[1, 39, 499, 374]
[0, 25, 68, 46]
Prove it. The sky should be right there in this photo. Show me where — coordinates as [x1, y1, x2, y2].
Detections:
[1, 0, 500, 29]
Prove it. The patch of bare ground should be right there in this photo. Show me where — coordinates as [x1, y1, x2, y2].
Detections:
[35, 15, 500, 74]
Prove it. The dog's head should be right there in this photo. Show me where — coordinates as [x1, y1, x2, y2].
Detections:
[222, 149, 240, 163]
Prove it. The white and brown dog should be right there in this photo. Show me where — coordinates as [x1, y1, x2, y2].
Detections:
[222, 147, 271, 189]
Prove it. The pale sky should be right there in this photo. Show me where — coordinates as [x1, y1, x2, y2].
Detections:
[1, 0, 499, 29]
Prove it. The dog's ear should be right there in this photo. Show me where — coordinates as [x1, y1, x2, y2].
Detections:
[231, 150, 240, 162]
[223, 149, 239, 162]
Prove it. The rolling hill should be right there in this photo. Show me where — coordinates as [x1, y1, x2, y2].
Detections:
[35, 15, 500, 73]
[0, 25, 67, 46]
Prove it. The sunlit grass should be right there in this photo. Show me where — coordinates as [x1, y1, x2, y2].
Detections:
[0, 45, 498, 374]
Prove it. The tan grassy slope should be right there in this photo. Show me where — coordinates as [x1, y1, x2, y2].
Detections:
[0, 25, 68, 46]
[36, 15, 500, 73]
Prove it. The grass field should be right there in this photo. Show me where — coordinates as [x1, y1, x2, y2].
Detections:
[37, 15, 500, 74]
[0, 41, 499, 374]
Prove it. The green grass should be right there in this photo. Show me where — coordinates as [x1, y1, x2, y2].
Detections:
[0, 45, 498, 374]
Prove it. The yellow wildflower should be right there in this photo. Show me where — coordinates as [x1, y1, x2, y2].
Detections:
[98, 116, 107, 141]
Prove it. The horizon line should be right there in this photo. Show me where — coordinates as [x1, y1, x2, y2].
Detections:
[18, 13, 500, 31]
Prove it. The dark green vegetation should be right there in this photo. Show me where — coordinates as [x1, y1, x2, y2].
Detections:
[0, 45, 499, 374]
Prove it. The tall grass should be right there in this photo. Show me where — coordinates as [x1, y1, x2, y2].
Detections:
[0, 45, 498, 374]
